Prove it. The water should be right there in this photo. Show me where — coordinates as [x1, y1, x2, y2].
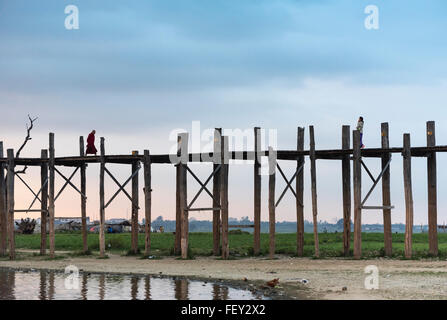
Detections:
[0, 269, 266, 300]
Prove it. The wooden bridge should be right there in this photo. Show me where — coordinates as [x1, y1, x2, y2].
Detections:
[0, 121, 444, 260]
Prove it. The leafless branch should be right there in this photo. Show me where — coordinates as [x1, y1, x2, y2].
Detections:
[14, 115, 38, 175]
[16, 115, 38, 158]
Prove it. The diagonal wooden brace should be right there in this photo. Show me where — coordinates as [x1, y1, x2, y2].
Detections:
[104, 165, 140, 210]
[187, 164, 221, 209]
[54, 167, 86, 200]
[275, 163, 304, 208]
[361, 157, 392, 207]
[55, 167, 80, 201]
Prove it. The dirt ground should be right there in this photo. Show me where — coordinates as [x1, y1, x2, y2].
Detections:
[1, 252, 447, 300]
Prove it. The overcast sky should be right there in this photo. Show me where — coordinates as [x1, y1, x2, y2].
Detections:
[1, 0, 447, 225]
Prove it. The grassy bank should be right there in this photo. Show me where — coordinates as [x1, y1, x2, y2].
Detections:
[12, 232, 447, 259]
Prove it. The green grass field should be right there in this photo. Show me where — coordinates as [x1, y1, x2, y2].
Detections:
[11, 231, 447, 259]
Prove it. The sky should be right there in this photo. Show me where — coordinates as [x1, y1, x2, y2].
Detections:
[1, 0, 447, 225]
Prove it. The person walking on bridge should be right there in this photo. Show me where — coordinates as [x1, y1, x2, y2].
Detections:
[357, 117, 365, 149]
[86, 130, 98, 155]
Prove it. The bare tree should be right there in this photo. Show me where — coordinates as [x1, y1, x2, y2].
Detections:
[14, 115, 38, 174]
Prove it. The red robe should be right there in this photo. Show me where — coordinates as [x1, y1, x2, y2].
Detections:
[86, 133, 97, 154]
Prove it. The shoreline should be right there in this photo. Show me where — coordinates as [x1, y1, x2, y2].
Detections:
[1, 251, 447, 300]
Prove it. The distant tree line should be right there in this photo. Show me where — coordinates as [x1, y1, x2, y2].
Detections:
[149, 216, 430, 234]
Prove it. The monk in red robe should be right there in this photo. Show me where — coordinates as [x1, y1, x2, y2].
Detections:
[86, 130, 97, 155]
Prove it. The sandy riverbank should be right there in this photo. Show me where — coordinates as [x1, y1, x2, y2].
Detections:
[1, 252, 447, 300]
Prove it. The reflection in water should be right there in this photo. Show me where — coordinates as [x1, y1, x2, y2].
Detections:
[144, 276, 151, 300]
[0, 270, 15, 300]
[81, 273, 88, 300]
[98, 274, 106, 300]
[0, 268, 265, 300]
[175, 279, 189, 300]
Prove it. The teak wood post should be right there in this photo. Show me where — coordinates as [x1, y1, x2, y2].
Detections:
[309, 126, 320, 257]
[0, 142, 7, 256]
[6, 149, 15, 260]
[268, 147, 276, 259]
[79, 136, 88, 253]
[40, 149, 48, 255]
[174, 135, 182, 255]
[143, 150, 152, 256]
[48, 133, 55, 258]
[426, 121, 438, 256]
[353, 130, 362, 259]
[341, 126, 351, 256]
[253, 127, 261, 256]
[99, 137, 106, 257]
[220, 136, 230, 259]
[296, 127, 305, 256]
[131, 150, 139, 254]
[403, 134, 414, 259]
[179, 133, 189, 259]
[381, 123, 392, 256]
[212, 128, 222, 256]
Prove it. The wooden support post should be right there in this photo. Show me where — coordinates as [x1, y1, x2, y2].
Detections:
[79, 137, 88, 253]
[296, 127, 305, 256]
[48, 133, 55, 258]
[403, 134, 414, 259]
[131, 150, 139, 254]
[309, 126, 320, 257]
[143, 150, 152, 256]
[0, 142, 7, 256]
[427, 121, 438, 256]
[253, 127, 261, 256]
[179, 133, 189, 259]
[353, 130, 362, 259]
[40, 150, 48, 255]
[341, 126, 351, 256]
[268, 147, 276, 259]
[213, 128, 222, 256]
[381, 123, 392, 256]
[6, 149, 15, 260]
[220, 136, 230, 259]
[99, 137, 106, 257]
[175, 135, 182, 255]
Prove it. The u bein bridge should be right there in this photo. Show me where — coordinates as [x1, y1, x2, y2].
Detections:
[0, 121, 445, 261]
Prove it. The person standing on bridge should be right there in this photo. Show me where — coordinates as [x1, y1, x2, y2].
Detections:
[86, 130, 98, 155]
[357, 117, 365, 149]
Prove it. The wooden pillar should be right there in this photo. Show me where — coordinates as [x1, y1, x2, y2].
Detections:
[0, 142, 7, 256]
[40, 150, 48, 255]
[341, 126, 351, 256]
[296, 127, 305, 256]
[309, 126, 319, 257]
[48, 133, 55, 258]
[143, 150, 152, 256]
[179, 133, 189, 259]
[220, 136, 229, 259]
[353, 130, 362, 259]
[427, 121, 438, 256]
[99, 137, 105, 257]
[174, 135, 182, 255]
[6, 149, 15, 260]
[253, 127, 261, 255]
[268, 147, 276, 259]
[131, 150, 139, 254]
[212, 128, 222, 256]
[79, 137, 88, 253]
[381, 123, 392, 256]
[403, 134, 414, 259]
